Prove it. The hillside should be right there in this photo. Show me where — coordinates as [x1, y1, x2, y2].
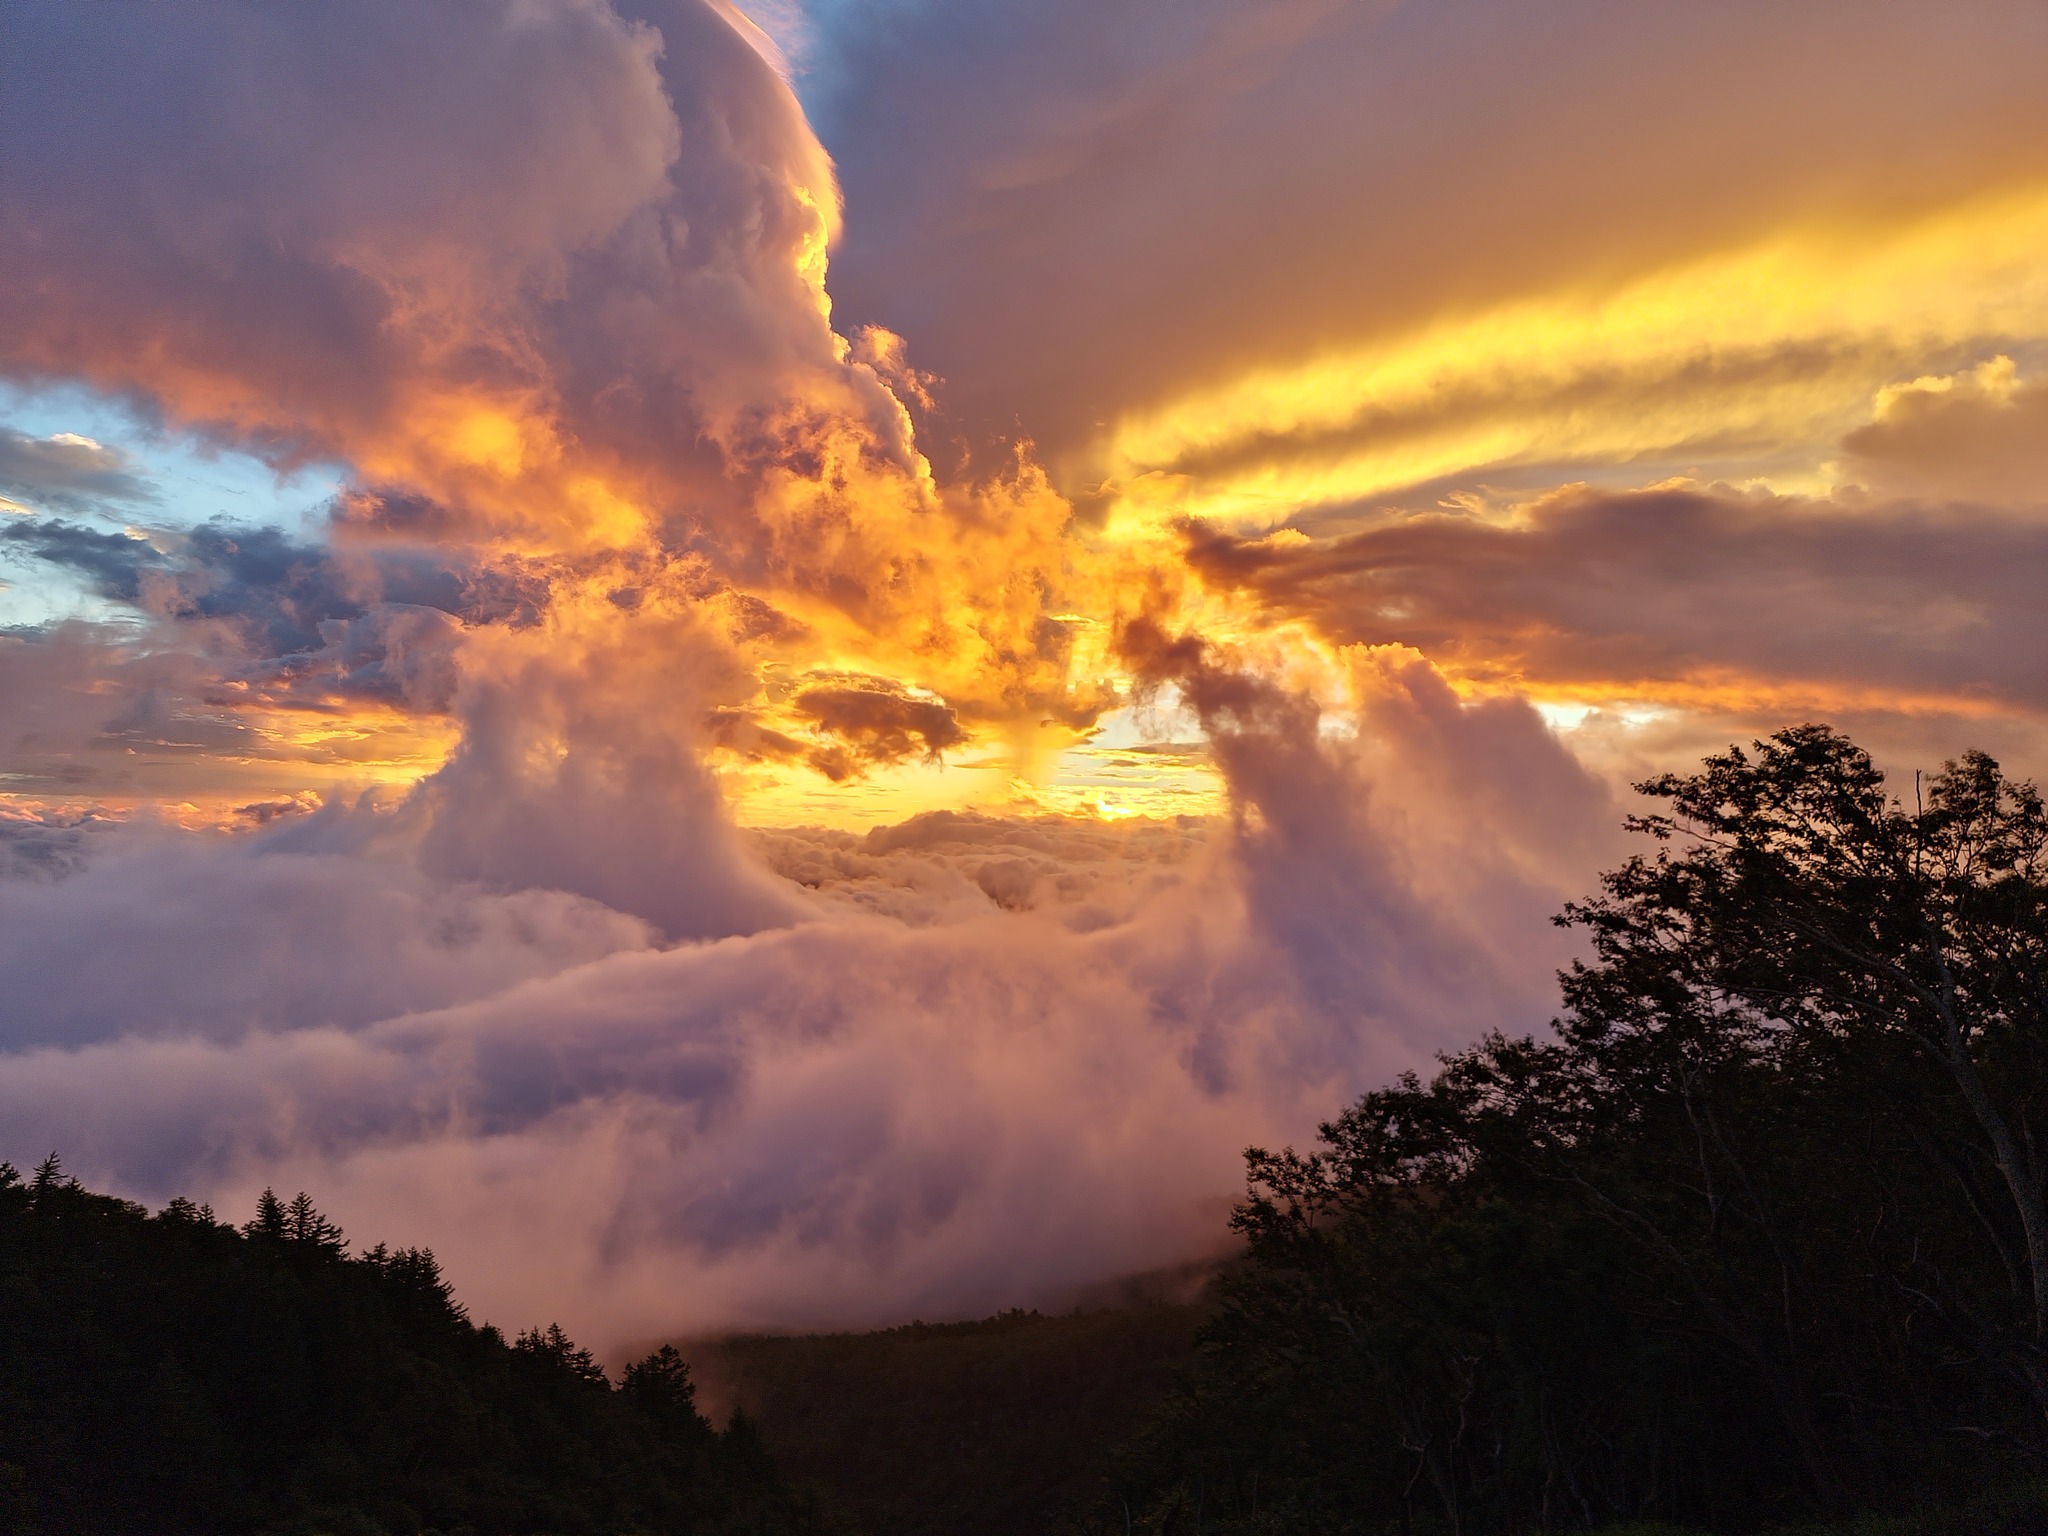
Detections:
[686, 1298, 1211, 1536]
[0, 1160, 802, 1536]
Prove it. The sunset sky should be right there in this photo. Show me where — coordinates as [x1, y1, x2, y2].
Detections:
[4, 0, 2046, 1349]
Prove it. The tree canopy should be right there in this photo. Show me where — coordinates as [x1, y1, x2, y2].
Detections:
[1095, 726, 2048, 1534]
[0, 1159, 829, 1536]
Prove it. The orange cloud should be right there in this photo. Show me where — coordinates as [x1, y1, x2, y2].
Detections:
[1179, 482, 2048, 722]
[1844, 357, 2048, 504]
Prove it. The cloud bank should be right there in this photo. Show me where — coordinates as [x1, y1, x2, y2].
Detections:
[0, 647, 1607, 1343]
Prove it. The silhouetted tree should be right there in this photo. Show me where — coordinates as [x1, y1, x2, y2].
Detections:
[1097, 726, 2048, 1535]
[283, 1189, 346, 1252]
[518, 1320, 611, 1386]
[31, 1150, 68, 1202]
[0, 1161, 810, 1534]
[243, 1186, 288, 1240]
[627, 1345, 702, 1420]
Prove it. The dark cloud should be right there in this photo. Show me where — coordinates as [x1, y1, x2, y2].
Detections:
[0, 518, 157, 600]
[0, 513, 555, 714]
[1182, 485, 2048, 710]
[160, 521, 546, 658]
[792, 673, 968, 779]
[0, 426, 153, 513]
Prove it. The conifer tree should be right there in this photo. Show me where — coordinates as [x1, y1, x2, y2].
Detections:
[517, 1321, 609, 1385]
[244, 1187, 287, 1240]
[31, 1151, 66, 1201]
[283, 1190, 346, 1252]
[624, 1344, 705, 1440]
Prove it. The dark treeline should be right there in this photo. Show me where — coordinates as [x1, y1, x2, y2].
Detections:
[1087, 726, 2048, 1534]
[0, 1165, 832, 1536]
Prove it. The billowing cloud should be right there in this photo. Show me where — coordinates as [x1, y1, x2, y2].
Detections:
[1844, 356, 2048, 504]
[0, 648, 1607, 1342]
[0, 0, 1078, 727]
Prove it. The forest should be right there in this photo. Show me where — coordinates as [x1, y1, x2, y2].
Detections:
[6, 726, 2048, 1535]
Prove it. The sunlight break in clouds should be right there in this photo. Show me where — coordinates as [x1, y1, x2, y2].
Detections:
[1, 0, 2044, 1350]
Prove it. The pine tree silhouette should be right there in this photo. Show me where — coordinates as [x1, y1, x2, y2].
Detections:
[283, 1191, 346, 1253]
[31, 1152, 65, 1199]
[244, 1187, 287, 1240]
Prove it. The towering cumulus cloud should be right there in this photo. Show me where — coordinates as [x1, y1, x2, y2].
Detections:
[0, 0, 1611, 1343]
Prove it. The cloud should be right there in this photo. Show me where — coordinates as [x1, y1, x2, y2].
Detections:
[408, 591, 808, 942]
[0, 516, 563, 788]
[7, 0, 2028, 1362]
[0, 0, 1090, 762]
[0, 805, 111, 881]
[811, 0, 2048, 509]
[3, 514, 536, 644]
[0, 0, 842, 560]
[1181, 483, 2048, 715]
[754, 809, 1205, 925]
[0, 427, 153, 514]
[0, 643, 1609, 1344]
[1844, 356, 2048, 504]
[0, 810, 653, 1054]
[791, 672, 969, 779]
[0, 518, 160, 601]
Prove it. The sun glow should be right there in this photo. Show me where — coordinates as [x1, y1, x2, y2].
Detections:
[1105, 181, 2048, 528]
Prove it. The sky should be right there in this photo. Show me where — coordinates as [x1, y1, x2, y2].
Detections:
[3, 0, 2046, 1352]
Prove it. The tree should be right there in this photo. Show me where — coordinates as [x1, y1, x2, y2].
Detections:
[1565, 726, 2048, 1400]
[625, 1344, 699, 1415]
[0, 1168, 796, 1534]
[282, 1190, 346, 1253]
[243, 1187, 287, 1240]
[1101, 726, 2048, 1534]
[625, 1344, 711, 1446]
[517, 1321, 611, 1387]
[31, 1151, 68, 1202]
[159, 1196, 216, 1226]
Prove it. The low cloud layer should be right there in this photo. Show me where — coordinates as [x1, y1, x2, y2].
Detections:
[0, 646, 1607, 1345]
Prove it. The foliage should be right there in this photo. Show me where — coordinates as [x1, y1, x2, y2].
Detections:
[0, 1161, 828, 1536]
[1087, 726, 2048, 1534]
